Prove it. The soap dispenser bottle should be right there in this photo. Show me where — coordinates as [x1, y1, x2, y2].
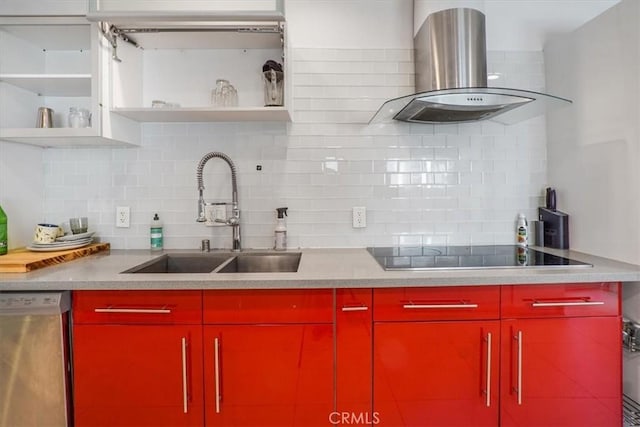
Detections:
[150, 213, 163, 251]
[274, 207, 288, 251]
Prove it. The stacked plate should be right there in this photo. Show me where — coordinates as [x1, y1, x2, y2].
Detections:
[27, 231, 95, 252]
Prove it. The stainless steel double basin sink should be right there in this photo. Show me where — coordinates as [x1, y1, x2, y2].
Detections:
[122, 252, 301, 274]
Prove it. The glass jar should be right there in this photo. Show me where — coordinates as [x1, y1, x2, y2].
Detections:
[212, 79, 238, 107]
[68, 107, 80, 128]
[68, 107, 91, 128]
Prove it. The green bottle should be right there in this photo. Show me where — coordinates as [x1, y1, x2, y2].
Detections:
[0, 204, 7, 255]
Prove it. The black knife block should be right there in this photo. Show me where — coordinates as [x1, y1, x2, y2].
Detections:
[538, 207, 569, 249]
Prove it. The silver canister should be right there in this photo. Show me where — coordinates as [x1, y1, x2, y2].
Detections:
[36, 107, 54, 128]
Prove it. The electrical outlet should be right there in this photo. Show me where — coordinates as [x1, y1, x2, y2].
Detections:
[352, 206, 366, 228]
[116, 206, 130, 228]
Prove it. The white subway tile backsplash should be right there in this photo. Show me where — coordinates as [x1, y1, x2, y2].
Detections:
[40, 48, 548, 249]
[384, 49, 412, 62]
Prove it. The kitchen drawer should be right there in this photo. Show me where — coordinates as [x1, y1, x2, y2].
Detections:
[373, 286, 500, 321]
[203, 289, 333, 324]
[501, 282, 620, 318]
[72, 290, 202, 325]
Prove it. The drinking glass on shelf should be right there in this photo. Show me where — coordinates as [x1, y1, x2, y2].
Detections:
[68, 107, 91, 128]
[212, 79, 238, 107]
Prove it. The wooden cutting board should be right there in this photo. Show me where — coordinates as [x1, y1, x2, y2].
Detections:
[0, 242, 110, 273]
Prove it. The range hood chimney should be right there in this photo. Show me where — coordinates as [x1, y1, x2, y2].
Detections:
[370, 8, 571, 125]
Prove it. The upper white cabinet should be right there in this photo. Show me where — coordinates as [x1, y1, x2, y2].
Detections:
[95, 14, 291, 123]
[0, 0, 87, 16]
[0, 17, 139, 147]
[87, 0, 284, 21]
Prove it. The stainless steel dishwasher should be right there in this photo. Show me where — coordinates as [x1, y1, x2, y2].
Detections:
[0, 291, 72, 427]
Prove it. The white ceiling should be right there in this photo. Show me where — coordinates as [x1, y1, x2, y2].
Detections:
[415, 0, 622, 50]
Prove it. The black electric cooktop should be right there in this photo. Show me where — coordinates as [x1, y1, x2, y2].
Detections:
[367, 245, 592, 271]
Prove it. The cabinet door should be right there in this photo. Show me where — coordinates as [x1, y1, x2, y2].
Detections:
[73, 324, 204, 427]
[336, 289, 373, 418]
[203, 324, 333, 426]
[502, 283, 620, 319]
[203, 289, 333, 324]
[88, 0, 284, 17]
[374, 286, 500, 322]
[500, 317, 621, 427]
[374, 320, 499, 427]
[0, 0, 86, 15]
[73, 290, 203, 324]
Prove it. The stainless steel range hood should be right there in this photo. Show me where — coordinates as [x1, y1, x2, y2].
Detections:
[370, 8, 571, 125]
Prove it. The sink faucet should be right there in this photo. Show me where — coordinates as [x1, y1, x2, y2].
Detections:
[196, 152, 241, 252]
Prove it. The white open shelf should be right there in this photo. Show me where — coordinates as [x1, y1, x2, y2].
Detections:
[0, 74, 92, 96]
[112, 106, 290, 122]
[0, 127, 137, 148]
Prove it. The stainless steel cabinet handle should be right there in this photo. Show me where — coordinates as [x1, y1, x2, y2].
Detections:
[341, 306, 369, 312]
[181, 337, 188, 414]
[531, 301, 604, 307]
[214, 337, 221, 414]
[94, 307, 171, 314]
[485, 332, 492, 407]
[515, 331, 523, 405]
[403, 303, 478, 309]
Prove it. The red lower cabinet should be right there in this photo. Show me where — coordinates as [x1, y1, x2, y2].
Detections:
[73, 324, 204, 427]
[372, 286, 501, 427]
[499, 283, 622, 427]
[202, 324, 333, 426]
[72, 290, 204, 427]
[202, 289, 334, 426]
[336, 289, 374, 421]
[500, 317, 621, 427]
[371, 283, 622, 427]
[73, 289, 334, 427]
[373, 321, 500, 426]
[71, 284, 622, 427]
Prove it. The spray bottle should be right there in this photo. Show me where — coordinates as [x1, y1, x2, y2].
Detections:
[274, 207, 288, 251]
[516, 213, 529, 247]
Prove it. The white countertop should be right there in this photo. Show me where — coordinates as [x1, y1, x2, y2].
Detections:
[1, 246, 640, 291]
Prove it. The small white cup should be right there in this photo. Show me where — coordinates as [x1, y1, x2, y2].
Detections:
[34, 223, 64, 244]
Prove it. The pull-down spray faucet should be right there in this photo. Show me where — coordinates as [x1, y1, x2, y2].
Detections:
[196, 152, 241, 252]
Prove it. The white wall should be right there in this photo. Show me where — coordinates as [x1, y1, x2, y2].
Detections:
[40, 0, 548, 250]
[545, 0, 640, 263]
[0, 141, 45, 249]
[415, 0, 620, 50]
[286, 0, 413, 48]
[545, 0, 640, 402]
